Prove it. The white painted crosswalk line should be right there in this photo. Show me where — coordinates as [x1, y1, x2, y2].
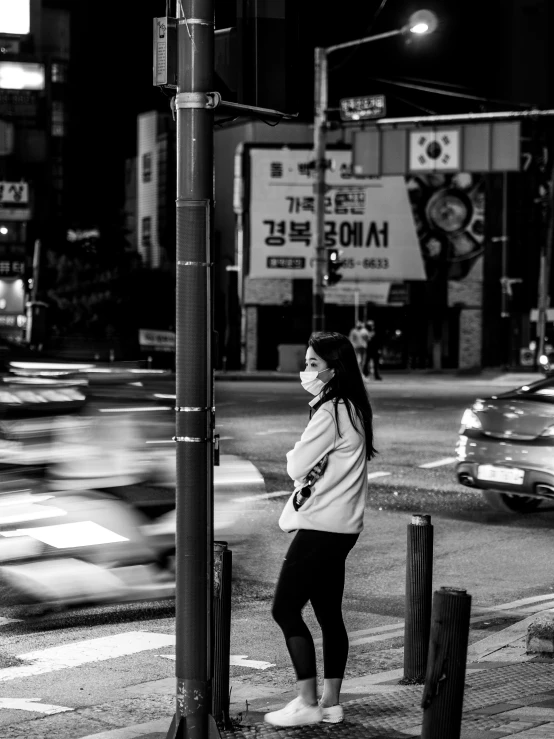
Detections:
[419, 457, 457, 468]
[367, 471, 391, 480]
[160, 654, 275, 670]
[0, 697, 72, 714]
[0, 617, 22, 627]
[476, 593, 554, 611]
[0, 631, 175, 683]
[234, 490, 290, 503]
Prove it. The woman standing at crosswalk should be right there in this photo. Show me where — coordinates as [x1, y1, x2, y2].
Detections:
[265, 331, 377, 728]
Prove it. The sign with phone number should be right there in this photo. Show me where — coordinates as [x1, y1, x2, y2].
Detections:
[248, 148, 426, 281]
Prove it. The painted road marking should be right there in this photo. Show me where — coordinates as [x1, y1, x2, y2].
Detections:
[255, 429, 295, 436]
[0, 617, 22, 627]
[0, 697, 72, 714]
[314, 594, 554, 649]
[0, 631, 175, 683]
[161, 654, 275, 670]
[230, 655, 276, 670]
[511, 601, 554, 613]
[367, 471, 391, 480]
[419, 457, 457, 468]
[234, 490, 290, 503]
[477, 593, 554, 611]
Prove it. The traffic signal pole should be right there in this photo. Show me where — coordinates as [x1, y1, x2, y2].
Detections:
[312, 46, 327, 333]
[167, 0, 219, 737]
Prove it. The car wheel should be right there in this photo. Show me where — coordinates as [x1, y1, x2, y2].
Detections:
[482, 491, 542, 513]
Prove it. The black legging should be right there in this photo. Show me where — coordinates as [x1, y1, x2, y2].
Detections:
[272, 529, 359, 681]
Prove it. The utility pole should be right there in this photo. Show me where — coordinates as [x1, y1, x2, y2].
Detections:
[536, 147, 554, 365]
[168, 0, 219, 737]
[312, 47, 327, 333]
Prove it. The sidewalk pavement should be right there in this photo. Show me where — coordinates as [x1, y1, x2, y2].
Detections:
[215, 369, 546, 387]
[78, 616, 554, 739]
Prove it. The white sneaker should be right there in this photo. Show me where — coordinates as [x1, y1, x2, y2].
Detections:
[264, 696, 323, 727]
[320, 703, 344, 723]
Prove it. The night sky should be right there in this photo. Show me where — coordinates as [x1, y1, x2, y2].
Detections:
[66, 0, 537, 226]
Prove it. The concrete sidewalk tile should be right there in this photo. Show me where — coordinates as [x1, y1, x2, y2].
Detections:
[472, 703, 522, 715]
[396, 726, 421, 736]
[531, 698, 554, 708]
[500, 706, 554, 719]
[461, 732, 514, 739]
[505, 726, 554, 738]
[78, 720, 168, 739]
[493, 722, 548, 735]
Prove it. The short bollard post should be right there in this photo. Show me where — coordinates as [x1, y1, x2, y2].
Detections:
[402, 513, 433, 683]
[421, 587, 472, 739]
[212, 541, 232, 728]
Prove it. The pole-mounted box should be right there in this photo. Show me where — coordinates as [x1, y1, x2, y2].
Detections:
[153, 17, 177, 88]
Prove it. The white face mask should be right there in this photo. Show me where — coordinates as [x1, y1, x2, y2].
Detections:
[299, 368, 334, 395]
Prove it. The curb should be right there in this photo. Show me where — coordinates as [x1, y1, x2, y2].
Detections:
[75, 613, 544, 739]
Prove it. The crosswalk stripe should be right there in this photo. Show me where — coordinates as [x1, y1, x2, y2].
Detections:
[419, 457, 457, 468]
[0, 697, 72, 714]
[0, 631, 175, 683]
[367, 471, 391, 480]
[234, 490, 290, 503]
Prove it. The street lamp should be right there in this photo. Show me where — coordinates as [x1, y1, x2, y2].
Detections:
[312, 9, 438, 332]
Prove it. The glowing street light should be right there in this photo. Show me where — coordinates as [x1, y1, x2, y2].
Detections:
[312, 10, 438, 331]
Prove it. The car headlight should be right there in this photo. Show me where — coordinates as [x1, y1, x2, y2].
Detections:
[540, 424, 554, 438]
[460, 408, 482, 431]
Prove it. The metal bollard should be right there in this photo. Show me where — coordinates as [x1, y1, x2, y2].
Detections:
[421, 586, 472, 739]
[403, 513, 433, 683]
[212, 541, 232, 728]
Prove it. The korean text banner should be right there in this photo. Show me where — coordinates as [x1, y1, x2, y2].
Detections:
[247, 148, 426, 281]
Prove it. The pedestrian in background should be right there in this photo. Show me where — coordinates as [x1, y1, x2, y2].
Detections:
[348, 320, 370, 370]
[363, 320, 382, 381]
[264, 331, 377, 728]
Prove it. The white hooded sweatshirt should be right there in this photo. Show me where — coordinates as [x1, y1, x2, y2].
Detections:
[279, 398, 368, 534]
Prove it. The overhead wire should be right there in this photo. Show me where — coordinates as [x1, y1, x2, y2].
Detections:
[368, 77, 540, 109]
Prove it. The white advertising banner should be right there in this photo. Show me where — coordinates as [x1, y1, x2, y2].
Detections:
[248, 148, 426, 282]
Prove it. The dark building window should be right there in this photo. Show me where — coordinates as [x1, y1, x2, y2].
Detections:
[142, 153, 152, 183]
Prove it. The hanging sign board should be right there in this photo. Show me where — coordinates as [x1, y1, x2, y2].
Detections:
[339, 94, 386, 122]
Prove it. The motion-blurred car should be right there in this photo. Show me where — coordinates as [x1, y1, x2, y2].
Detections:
[0, 457, 265, 614]
[456, 375, 554, 512]
[0, 362, 267, 612]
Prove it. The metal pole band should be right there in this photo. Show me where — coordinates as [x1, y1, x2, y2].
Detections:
[173, 436, 211, 442]
[411, 514, 431, 526]
[175, 92, 220, 109]
[177, 260, 212, 267]
[175, 406, 214, 412]
[178, 17, 214, 25]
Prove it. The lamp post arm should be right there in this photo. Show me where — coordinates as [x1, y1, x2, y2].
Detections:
[325, 26, 406, 55]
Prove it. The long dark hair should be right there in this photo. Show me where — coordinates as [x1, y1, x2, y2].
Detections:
[309, 331, 377, 460]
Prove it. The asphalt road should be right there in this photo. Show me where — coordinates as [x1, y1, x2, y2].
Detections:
[2, 375, 554, 737]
